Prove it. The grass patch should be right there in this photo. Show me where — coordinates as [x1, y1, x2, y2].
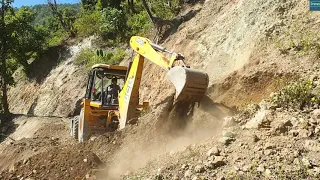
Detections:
[74, 48, 126, 69]
[273, 14, 320, 58]
[270, 78, 320, 110]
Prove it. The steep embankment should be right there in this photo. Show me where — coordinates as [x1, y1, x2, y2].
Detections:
[141, 0, 318, 108]
[7, 38, 93, 117]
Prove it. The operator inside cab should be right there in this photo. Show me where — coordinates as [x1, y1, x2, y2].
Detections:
[106, 77, 121, 105]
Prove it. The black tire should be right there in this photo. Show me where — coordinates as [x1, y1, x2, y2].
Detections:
[73, 117, 79, 140]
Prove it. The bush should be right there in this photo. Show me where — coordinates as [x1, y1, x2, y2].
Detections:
[74, 11, 103, 37]
[100, 7, 127, 39]
[108, 48, 126, 64]
[149, 0, 180, 19]
[127, 11, 151, 36]
[74, 48, 126, 69]
[274, 14, 320, 58]
[270, 79, 320, 110]
[48, 30, 68, 47]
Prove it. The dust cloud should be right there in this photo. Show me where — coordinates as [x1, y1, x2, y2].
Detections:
[102, 98, 230, 179]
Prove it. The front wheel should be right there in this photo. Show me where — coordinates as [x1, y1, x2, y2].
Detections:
[78, 108, 89, 142]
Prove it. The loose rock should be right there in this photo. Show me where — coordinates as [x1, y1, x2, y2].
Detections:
[212, 156, 226, 167]
[194, 165, 205, 173]
[219, 137, 235, 146]
[223, 116, 236, 127]
[206, 147, 220, 156]
[257, 164, 265, 172]
[184, 170, 193, 178]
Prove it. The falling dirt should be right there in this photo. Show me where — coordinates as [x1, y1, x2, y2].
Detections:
[96, 97, 231, 179]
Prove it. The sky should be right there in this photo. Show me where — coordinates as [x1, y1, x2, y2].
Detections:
[12, 0, 80, 8]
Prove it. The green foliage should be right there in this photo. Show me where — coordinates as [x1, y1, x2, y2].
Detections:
[74, 10, 102, 37]
[96, 0, 123, 10]
[30, 4, 80, 47]
[81, 0, 97, 10]
[61, 6, 78, 33]
[25, 0, 182, 44]
[76, 0, 181, 40]
[31, 4, 80, 26]
[149, 0, 180, 19]
[270, 79, 320, 110]
[0, 2, 47, 114]
[100, 7, 127, 39]
[127, 11, 151, 36]
[274, 14, 320, 58]
[48, 30, 68, 47]
[75, 48, 126, 69]
[43, 15, 68, 47]
[3, 6, 48, 74]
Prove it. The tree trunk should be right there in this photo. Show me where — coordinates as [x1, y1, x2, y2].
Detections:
[0, 0, 10, 116]
[127, 0, 136, 13]
[47, 0, 75, 37]
[141, 0, 154, 23]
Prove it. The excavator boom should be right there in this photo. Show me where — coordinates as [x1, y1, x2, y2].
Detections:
[118, 36, 209, 129]
[130, 36, 209, 104]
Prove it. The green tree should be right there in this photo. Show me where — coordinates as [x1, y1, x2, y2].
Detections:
[81, 0, 97, 10]
[47, 0, 76, 37]
[100, 7, 126, 39]
[74, 10, 102, 37]
[96, 0, 124, 10]
[0, 1, 47, 116]
[62, 6, 78, 33]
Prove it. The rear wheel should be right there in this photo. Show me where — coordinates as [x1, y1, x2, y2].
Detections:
[78, 108, 89, 142]
[72, 117, 79, 140]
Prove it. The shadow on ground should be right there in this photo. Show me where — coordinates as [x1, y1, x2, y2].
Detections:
[0, 114, 22, 143]
[27, 45, 69, 83]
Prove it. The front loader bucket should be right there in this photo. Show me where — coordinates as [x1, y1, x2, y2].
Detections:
[166, 66, 209, 104]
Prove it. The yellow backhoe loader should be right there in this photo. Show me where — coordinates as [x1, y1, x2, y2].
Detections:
[70, 36, 209, 142]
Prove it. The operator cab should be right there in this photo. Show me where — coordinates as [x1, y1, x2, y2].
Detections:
[85, 64, 127, 109]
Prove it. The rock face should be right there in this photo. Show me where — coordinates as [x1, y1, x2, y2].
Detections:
[207, 147, 220, 157]
[8, 38, 93, 117]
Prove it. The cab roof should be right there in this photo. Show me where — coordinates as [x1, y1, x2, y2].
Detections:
[91, 64, 127, 71]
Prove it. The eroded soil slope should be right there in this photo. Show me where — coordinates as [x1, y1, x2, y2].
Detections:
[7, 38, 93, 117]
[141, 0, 319, 108]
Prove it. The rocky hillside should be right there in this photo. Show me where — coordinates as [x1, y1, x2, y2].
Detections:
[7, 38, 93, 117]
[141, 0, 319, 108]
[125, 99, 320, 179]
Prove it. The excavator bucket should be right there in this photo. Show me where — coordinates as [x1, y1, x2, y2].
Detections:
[166, 66, 209, 104]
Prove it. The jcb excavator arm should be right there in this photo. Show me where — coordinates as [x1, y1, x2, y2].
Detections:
[118, 36, 209, 129]
[129, 36, 180, 70]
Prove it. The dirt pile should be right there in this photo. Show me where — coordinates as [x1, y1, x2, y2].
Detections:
[91, 97, 232, 179]
[0, 120, 123, 180]
[0, 148, 102, 180]
[0, 116, 72, 171]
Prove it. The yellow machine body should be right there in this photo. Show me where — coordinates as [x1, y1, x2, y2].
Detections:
[70, 36, 209, 142]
